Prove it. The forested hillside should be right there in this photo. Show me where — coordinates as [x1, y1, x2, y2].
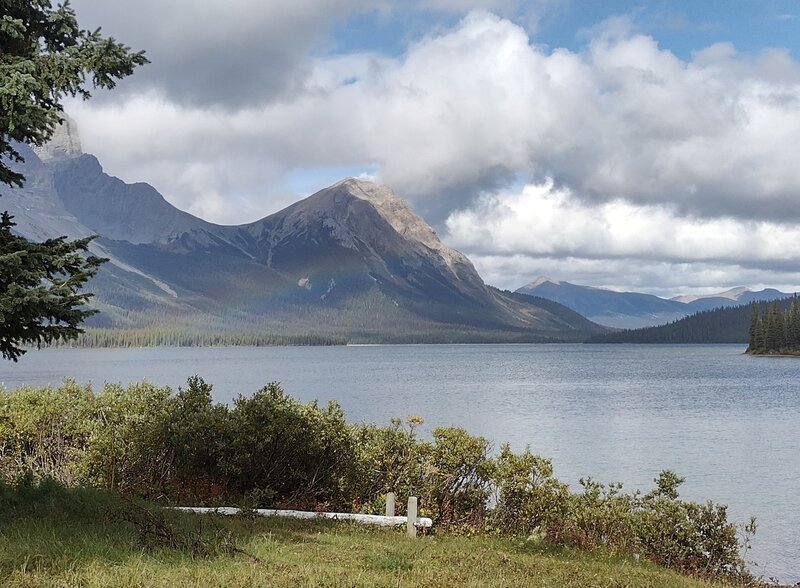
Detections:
[586, 298, 796, 344]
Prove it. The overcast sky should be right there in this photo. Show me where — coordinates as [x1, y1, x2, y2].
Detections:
[63, 0, 800, 296]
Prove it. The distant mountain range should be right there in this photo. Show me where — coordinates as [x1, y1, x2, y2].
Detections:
[3, 121, 606, 344]
[516, 277, 794, 329]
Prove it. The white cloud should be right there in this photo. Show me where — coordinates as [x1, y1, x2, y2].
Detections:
[468, 253, 800, 297]
[445, 180, 800, 262]
[65, 9, 800, 291]
[74, 11, 800, 219]
[69, 0, 382, 107]
[444, 181, 800, 292]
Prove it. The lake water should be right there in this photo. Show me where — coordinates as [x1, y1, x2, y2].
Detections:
[1, 344, 797, 582]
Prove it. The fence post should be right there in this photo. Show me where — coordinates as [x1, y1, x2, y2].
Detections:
[385, 492, 396, 517]
[407, 496, 417, 537]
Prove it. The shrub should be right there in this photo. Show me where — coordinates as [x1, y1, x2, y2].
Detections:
[225, 383, 360, 510]
[85, 382, 173, 494]
[0, 379, 755, 581]
[165, 376, 231, 502]
[634, 472, 745, 577]
[0, 380, 94, 484]
[560, 478, 639, 551]
[489, 444, 569, 536]
[353, 416, 428, 514]
[422, 427, 493, 528]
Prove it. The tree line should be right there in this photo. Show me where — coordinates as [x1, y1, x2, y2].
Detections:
[747, 297, 800, 354]
[586, 305, 752, 344]
[51, 328, 347, 349]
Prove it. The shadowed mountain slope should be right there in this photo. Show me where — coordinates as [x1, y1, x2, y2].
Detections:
[4, 127, 607, 343]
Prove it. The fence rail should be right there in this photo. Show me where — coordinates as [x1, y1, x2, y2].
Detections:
[174, 495, 432, 535]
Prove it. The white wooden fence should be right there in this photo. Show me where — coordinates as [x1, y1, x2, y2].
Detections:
[173, 493, 431, 536]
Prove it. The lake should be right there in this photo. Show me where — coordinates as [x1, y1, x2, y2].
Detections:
[1, 343, 797, 582]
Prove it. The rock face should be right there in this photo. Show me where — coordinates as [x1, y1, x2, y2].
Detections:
[32, 116, 82, 162]
[5, 129, 607, 341]
[51, 153, 222, 245]
[340, 179, 482, 287]
[233, 178, 493, 313]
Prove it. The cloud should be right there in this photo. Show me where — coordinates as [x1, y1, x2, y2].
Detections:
[446, 181, 800, 263]
[63, 9, 800, 291]
[443, 180, 800, 292]
[467, 253, 800, 297]
[73, 12, 800, 220]
[69, 0, 381, 108]
[445, 180, 800, 263]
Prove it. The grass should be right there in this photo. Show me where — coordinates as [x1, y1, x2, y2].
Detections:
[0, 483, 749, 588]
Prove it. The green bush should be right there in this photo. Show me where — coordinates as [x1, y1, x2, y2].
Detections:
[225, 383, 360, 510]
[86, 382, 173, 494]
[560, 478, 639, 551]
[634, 472, 746, 577]
[0, 380, 94, 485]
[353, 416, 429, 515]
[489, 444, 569, 536]
[166, 376, 231, 502]
[0, 378, 754, 581]
[422, 427, 493, 528]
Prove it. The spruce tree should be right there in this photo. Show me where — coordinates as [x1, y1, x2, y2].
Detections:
[788, 295, 800, 349]
[753, 313, 766, 352]
[765, 302, 783, 352]
[748, 303, 759, 351]
[0, 213, 104, 360]
[0, 1, 147, 360]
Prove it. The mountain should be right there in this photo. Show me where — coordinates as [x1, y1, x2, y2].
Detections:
[670, 287, 751, 304]
[517, 278, 794, 329]
[670, 287, 791, 311]
[516, 278, 688, 329]
[3, 123, 607, 344]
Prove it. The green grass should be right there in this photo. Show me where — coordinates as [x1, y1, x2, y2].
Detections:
[0, 484, 747, 588]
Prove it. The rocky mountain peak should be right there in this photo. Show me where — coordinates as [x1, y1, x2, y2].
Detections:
[526, 276, 562, 288]
[32, 115, 82, 162]
[713, 286, 751, 300]
[334, 177, 476, 278]
[671, 286, 751, 304]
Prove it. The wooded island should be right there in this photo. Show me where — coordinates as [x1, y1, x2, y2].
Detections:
[747, 297, 800, 355]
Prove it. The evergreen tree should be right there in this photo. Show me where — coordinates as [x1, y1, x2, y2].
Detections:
[748, 303, 759, 351]
[0, 213, 104, 360]
[590, 296, 800, 352]
[789, 295, 800, 348]
[753, 313, 766, 351]
[765, 303, 781, 351]
[0, 0, 147, 360]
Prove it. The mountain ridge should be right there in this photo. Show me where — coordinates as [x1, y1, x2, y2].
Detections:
[4, 127, 607, 343]
[517, 277, 795, 329]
